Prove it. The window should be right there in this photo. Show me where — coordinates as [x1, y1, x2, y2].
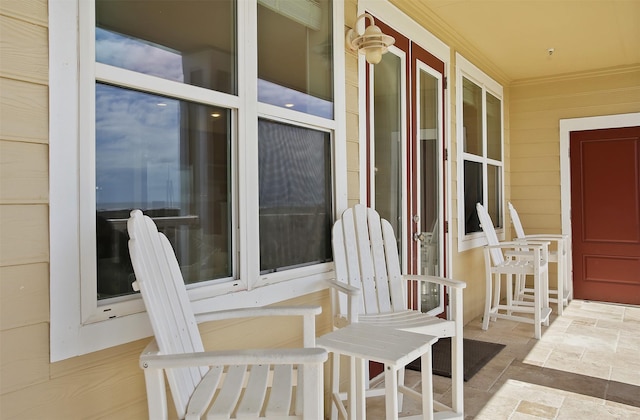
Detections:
[50, 0, 345, 361]
[456, 54, 504, 251]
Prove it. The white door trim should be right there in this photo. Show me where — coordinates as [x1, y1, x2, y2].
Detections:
[559, 112, 640, 239]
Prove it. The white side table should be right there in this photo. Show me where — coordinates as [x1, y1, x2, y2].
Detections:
[317, 323, 438, 420]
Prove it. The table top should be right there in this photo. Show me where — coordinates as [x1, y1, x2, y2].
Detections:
[317, 323, 438, 367]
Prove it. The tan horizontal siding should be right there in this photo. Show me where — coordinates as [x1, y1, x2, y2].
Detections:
[0, 13, 48, 84]
[0, 263, 49, 330]
[0, 322, 49, 394]
[511, 171, 559, 186]
[0, 78, 48, 144]
[0, 0, 47, 27]
[0, 204, 48, 266]
[511, 185, 561, 201]
[510, 135, 559, 155]
[1, 351, 147, 419]
[0, 140, 49, 204]
[511, 156, 560, 173]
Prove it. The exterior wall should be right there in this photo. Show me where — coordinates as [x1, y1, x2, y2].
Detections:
[0, 1, 332, 418]
[510, 66, 640, 289]
[510, 66, 640, 234]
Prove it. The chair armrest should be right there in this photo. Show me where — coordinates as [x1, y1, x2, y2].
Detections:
[326, 279, 363, 324]
[326, 278, 362, 296]
[486, 241, 548, 249]
[520, 234, 568, 240]
[195, 305, 322, 324]
[401, 274, 466, 289]
[140, 347, 328, 370]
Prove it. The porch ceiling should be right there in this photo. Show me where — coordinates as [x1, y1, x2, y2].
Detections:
[419, 0, 640, 82]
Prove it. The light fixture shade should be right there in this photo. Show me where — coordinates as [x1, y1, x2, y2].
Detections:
[346, 13, 395, 64]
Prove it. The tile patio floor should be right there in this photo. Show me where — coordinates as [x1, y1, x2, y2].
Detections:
[365, 299, 640, 419]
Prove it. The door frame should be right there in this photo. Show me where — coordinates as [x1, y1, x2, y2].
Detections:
[559, 112, 640, 247]
[357, 0, 452, 278]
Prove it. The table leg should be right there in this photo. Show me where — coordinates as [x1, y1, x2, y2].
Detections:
[385, 365, 399, 419]
[421, 352, 433, 420]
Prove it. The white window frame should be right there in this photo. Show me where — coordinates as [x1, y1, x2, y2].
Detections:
[49, 0, 347, 362]
[456, 53, 504, 251]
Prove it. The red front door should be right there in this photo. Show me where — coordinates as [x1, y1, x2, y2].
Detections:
[570, 126, 640, 304]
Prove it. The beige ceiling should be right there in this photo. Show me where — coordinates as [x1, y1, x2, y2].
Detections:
[419, 0, 640, 82]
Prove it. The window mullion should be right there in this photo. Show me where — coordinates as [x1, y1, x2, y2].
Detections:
[238, 0, 260, 290]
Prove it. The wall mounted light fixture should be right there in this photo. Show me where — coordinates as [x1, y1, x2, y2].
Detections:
[346, 13, 395, 65]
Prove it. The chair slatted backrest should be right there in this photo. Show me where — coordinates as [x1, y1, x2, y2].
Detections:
[507, 202, 527, 238]
[476, 203, 505, 266]
[127, 210, 207, 417]
[332, 205, 406, 317]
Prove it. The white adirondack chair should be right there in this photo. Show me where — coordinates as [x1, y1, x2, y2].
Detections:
[329, 204, 466, 419]
[508, 202, 572, 315]
[127, 210, 327, 420]
[476, 203, 552, 339]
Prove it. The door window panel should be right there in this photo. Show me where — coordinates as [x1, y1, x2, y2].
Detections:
[96, 0, 237, 95]
[418, 68, 442, 313]
[95, 83, 232, 299]
[373, 52, 404, 249]
[257, 0, 333, 118]
[258, 119, 333, 273]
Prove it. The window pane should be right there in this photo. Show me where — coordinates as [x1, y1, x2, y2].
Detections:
[463, 160, 483, 234]
[257, 0, 333, 118]
[462, 77, 483, 156]
[95, 83, 232, 299]
[258, 119, 332, 272]
[96, 0, 237, 95]
[487, 164, 502, 228]
[487, 92, 502, 161]
[374, 52, 403, 247]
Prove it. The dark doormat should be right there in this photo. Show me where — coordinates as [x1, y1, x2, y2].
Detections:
[406, 337, 505, 381]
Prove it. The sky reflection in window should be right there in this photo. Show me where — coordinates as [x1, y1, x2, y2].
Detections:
[96, 28, 184, 82]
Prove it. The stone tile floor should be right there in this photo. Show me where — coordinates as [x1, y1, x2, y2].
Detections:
[365, 299, 640, 419]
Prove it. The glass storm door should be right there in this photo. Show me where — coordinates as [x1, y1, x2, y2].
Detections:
[367, 18, 446, 315]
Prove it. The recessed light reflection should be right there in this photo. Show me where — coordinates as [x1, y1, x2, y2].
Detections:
[285, 103, 295, 108]
[210, 112, 221, 118]
[157, 103, 167, 107]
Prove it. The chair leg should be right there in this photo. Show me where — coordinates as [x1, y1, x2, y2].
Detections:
[483, 272, 493, 330]
[420, 352, 434, 420]
[397, 365, 405, 411]
[556, 243, 564, 316]
[506, 273, 513, 315]
[493, 273, 501, 315]
[144, 368, 169, 420]
[542, 270, 550, 327]
[533, 271, 542, 339]
[330, 352, 340, 420]
[450, 333, 464, 414]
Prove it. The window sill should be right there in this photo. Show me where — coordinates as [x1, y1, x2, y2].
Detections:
[51, 271, 333, 362]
